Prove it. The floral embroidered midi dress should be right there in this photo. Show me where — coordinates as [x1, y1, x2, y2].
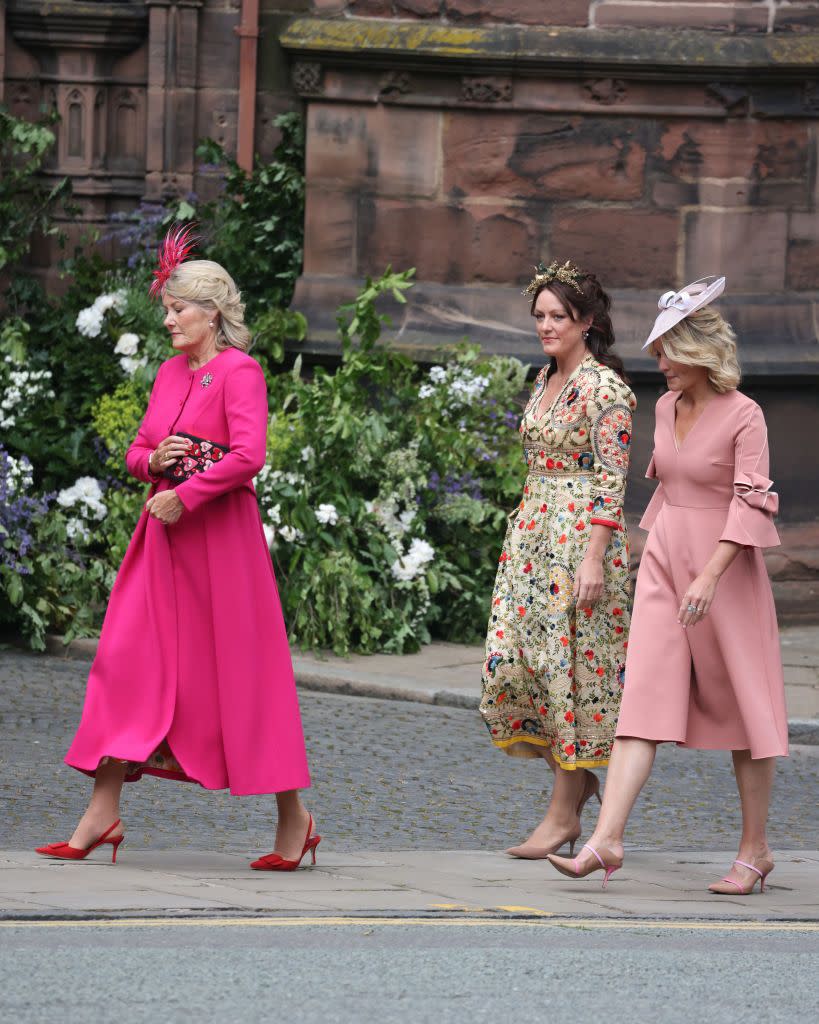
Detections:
[65, 347, 311, 796]
[615, 390, 787, 758]
[480, 353, 636, 769]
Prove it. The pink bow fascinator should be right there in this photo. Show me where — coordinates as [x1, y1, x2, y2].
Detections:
[148, 224, 198, 298]
[642, 275, 726, 349]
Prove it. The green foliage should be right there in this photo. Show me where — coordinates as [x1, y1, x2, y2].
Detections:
[257, 268, 529, 654]
[0, 108, 73, 273]
[91, 379, 150, 480]
[195, 112, 306, 316]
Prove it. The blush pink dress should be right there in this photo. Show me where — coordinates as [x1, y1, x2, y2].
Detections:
[616, 389, 788, 759]
[65, 347, 311, 795]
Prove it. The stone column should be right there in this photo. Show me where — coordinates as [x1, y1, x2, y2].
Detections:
[145, 0, 204, 197]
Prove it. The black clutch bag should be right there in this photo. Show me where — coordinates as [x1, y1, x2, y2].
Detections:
[162, 432, 230, 482]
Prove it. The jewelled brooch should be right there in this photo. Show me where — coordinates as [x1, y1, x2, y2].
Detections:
[201, 372, 213, 388]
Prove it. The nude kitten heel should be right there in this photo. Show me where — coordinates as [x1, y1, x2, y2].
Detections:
[505, 770, 602, 860]
[547, 842, 623, 889]
[708, 857, 774, 895]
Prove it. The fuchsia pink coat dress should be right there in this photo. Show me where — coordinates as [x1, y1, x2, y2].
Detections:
[616, 389, 787, 759]
[65, 347, 311, 795]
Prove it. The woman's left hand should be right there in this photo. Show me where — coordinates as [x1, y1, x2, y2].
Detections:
[678, 571, 719, 627]
[574, 552, 605, 610]
[145, 490, 184, 525]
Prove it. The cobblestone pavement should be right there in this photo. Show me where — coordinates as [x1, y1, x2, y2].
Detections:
[2, 651, 818, 854]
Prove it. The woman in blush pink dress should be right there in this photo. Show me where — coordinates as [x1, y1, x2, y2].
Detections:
[548, 276, 787, 895]
[36, 230, 318, 872]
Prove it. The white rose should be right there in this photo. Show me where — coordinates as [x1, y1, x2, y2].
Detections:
[66, 518, 91, 544]
[114, 332, 140, 356]
[279, 525, 304, 543]
[315, 503, 338, 526]
[76, 307, 104, 338]
[119, 355, 147, 376]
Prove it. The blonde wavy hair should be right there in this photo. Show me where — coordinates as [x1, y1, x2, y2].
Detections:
[164, 260, 251, 352]
[654, 306, 740, 393]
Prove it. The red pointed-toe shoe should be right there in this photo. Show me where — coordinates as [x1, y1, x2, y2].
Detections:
[250, 814, 321, 872]
[35, 819, 124, 864]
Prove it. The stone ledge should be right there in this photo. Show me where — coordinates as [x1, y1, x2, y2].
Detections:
[280, 16, 819, 76]
[291, 276, 819, 376]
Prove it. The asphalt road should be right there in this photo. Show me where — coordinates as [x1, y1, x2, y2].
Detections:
[2, 650, 818, 855]
[1, 920, 818, 1024]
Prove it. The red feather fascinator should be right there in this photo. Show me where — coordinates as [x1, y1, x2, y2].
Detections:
[149, 224, 198, 298]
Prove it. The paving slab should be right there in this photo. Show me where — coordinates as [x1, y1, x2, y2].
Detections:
[2, 849, 817, 921]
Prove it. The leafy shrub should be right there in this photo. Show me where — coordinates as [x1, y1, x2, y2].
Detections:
[0, 108, 73, 273]
[257, 269, 529, 654]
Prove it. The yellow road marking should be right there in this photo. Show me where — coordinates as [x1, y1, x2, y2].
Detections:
[496, 906, 554, 916]
[1, 916, 818, 931]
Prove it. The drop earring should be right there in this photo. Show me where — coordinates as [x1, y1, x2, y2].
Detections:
[582, 329, 590, 340]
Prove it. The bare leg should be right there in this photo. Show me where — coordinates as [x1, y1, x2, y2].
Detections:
[273, 789, 313, 860]
[709, 751, 775, 893]
[69, 760, 127, 847]
[507, 752, 598, 857]
[580, 736, 657, 864]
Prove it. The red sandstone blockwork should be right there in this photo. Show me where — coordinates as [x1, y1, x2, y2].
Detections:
[443, 112, 647, 202]
[594, 2, 769, 33]
[357, 199, 542, 283]
[307, 103, 441, 197]
[659, 120, 809, 181]
[685, 209, 788, 289]
[550, 209, 679, 287]
[787, 212, 819, 291]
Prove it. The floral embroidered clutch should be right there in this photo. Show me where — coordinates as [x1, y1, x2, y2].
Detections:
[162, 432, 230, 482]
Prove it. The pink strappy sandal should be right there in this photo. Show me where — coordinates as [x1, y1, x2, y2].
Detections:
[547, 842, 623, 890]
[708, 857, 774, 895]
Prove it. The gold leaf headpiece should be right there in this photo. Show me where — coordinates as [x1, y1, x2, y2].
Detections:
[523, 260, 586, 297]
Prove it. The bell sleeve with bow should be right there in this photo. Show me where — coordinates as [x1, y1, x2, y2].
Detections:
[638, 451, 666, 532]
[719, 403, 780, 549]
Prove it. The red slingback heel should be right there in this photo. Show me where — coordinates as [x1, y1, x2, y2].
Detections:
[35, 819, 124, 864]
[250, 814, 321, 872]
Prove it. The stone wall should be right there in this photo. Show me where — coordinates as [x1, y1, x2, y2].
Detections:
[0, 0, 308, 269]
[283, 4, 819, 615]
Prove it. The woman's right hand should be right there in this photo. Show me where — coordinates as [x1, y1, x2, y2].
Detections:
[149, 435, 191, 474]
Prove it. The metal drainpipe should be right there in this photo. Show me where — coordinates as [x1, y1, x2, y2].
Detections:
[235, 0, 260, 173]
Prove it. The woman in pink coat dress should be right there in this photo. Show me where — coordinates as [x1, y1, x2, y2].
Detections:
[37, 232, 318, 871]
[549, 276, 787, 895]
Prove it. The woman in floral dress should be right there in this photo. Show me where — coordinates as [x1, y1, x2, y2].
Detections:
[480, 260, 635, 858]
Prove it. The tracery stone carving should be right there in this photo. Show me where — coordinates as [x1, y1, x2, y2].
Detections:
[461, 76, 513, 103]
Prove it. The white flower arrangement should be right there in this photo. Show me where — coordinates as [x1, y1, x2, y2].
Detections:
[119, 355, 147, 376]
[391, 537, 435, 582]
[315, 503, 338, 526]
[0, 368, 55, 429]
[4, 453, 34, 494]
[114, 332, 140, 356]
[416, 364, 489, 406]
[279, 525, 304, 543]
[56, 476, 107, 522]
[75, 289, 128, 338]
